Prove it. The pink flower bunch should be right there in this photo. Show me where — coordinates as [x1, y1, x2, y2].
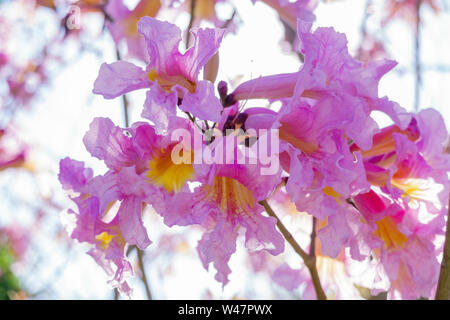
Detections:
[383, 0, 440, 26]
[0, 128, 28, 172]
[0, 224, 30, 261]
[255, 0, 318, 29]
[105, 0, 162, 62]
[59, 11, 450, 298]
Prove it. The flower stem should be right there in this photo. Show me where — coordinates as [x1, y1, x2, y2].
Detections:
[137, 247, 153, 300]
[414, 0, 422, 111]
[435, 193, 450, 299]
[115, 48, 130, 127]
[309, 217, 317, 256]
[258, 199, 327, 300]
[114, 46, 152, 299]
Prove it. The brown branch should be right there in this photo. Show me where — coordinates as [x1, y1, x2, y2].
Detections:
[435, 192, 450, 299]
[115, 48, 130, 127]
[356, 0, 372, 61]
[115, 45, 152, 300]
[258, 199, 327, 300]
[309, 217, 317, 257]
[137, 248, 153, 300]
[221, 9, 236, 29]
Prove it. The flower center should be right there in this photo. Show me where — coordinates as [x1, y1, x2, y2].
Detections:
[279, 122, 318, 154]
[373, 216, 408, 250]
[148, 69, 197, 94]
[147, 148, 194, 193]
[322, 186, 341, 203]
[202, 176, 255, 216]
[355, 123, 420, 158]
[391, 177, 441, 209]
[95, 232, 114, 250]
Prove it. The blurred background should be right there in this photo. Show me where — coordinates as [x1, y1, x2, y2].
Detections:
[0, 0, 449, 299]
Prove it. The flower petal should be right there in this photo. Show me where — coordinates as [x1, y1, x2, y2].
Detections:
[93, 61, 151, 99]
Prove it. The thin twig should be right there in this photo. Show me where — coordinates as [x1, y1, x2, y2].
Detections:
[309, 217, 317, 257]
[115, 45, 152, 299]
[137, 248, 153, 300]
[115, 48, 130, 127]
[221, 9, 236, 29]
[280, 20, 304, 62]
[258, 199, 327, 300]
[414, 0, 422, 111]
[356, 0, 372, 61]
[184, 111, 205, 133]
[435, 192, 450, 299]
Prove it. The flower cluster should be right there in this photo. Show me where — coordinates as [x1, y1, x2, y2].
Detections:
[0, 225, 29, 300]
[59, 3, 450, 299]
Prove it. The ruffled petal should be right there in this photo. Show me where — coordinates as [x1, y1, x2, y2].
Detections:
[182, 27, 225, 81]
[272, 263, 303, 291]
[137, 17, 182, 74]
[197, 216, 239, 286]
[141, 84, 178, 134]
[58, 157, 93, 192]
[118, 196, 151, 250]
[241, 211, 285, 255]
[83, 117, 138, 171]
[179, 80, 223, 123]
[93, 61, 151, 99]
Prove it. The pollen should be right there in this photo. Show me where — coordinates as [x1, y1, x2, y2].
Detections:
[147, 69, 158, 82]
[202, 176, 255, 217]
[95, 232, 114, 251]
[147, 148, 194, 193]
[323, 186, 341, 203]
[373, 216, 408, 250]
[147, 69, 197, 93]
[391, 179, 424, 199]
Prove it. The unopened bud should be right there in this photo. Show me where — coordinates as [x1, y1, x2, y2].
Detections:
[218, 80, 228, 101]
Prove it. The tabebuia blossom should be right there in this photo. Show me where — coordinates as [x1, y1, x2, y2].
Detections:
[223, 21, 409, 260]
[352, 108, 450, 211]
[0, 224, 29, 300]
[176, 0, 236, 30]
[162, 131, 285, 285]
[382, 0, 440, 26]
[0, 224, 29, 261]
[58, 116, 199, 294]
[228, 18, 408, 129]
[59, 112, 287, 291]
[0, 129, 28, 172]
[352, 189, 444, 299]
[255, 0, 318, 29]
[105, 0, 161, 62]
[59, 9, 450, 299]
[346, 109, 450, 299]
[93, 17, 224, 133]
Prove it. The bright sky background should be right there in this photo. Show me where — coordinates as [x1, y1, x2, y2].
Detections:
[1, 0, 449, 299]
